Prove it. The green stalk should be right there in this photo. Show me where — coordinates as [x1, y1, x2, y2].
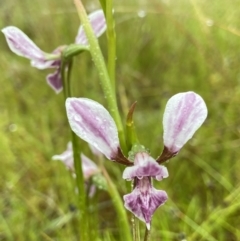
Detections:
[132, 215, 140, 241]
[143, 227, 151, 241]
[73, 0, 126, 153]
[106, 0, 116, 90]
[131, 179, 140, 241]
[102, 167, 132, 241]
[71, 131, 88, 241]
[61, 59, 88, 240]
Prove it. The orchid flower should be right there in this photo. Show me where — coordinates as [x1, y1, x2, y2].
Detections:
[1, 10, 106, 93]
[52, 142, 99, 179]
[65, 91, 208, 229]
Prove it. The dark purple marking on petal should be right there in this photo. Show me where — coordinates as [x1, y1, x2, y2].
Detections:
[123, 177, 168, 229]
[156, 146, 178, 164]
[123, 152, 168, 180]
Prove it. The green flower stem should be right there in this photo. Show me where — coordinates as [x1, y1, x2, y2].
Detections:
[63, 44, 89, 59]
[106, 0, 116, 90]
[66, 59, 73, 97]
[132, 215, 140, 241]
[131, 179, 140, 241]
[143, 227, 151, 241]
[71, 130, 88, 241]
[102, 167, 132, 241]
[60, 60, 68, 99]
[73, 0, 127, 153]
[61, 59, 88, 241]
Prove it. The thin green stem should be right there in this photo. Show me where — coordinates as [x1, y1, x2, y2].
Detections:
[60, 61, 68, 99]
[132, 215, 140, 241]
[66, 59, 73, 97]
[71, 131, 88, 241]
[106, 0, 116, 90]
[61, 58, 88, 240]
[102, 167, 132, 241]
[73, 0, 127, 153]
[131, 179, 140, 241]
[143, 227, 151, 241]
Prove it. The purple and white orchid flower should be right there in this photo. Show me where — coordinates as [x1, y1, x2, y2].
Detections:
[123, 152, 168, 230]
[65, 91, 208, 229]
[2, 9, 106, 93]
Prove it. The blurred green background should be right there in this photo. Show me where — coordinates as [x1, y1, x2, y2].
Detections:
[1, 0, 240, 240]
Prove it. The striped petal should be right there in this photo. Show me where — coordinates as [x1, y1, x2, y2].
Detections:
[2, 26, 59, 69]
[2, 26, 46, 62]
[66, 98, 120, 160]
[163, 91, 207, 153]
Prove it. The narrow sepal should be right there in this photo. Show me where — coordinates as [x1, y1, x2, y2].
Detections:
[2, 26, 46, 63]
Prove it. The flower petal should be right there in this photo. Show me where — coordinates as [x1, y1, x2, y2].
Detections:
[66, 98, 120, 160]
[123, 152, 168, 180]
[46, 67, 62, 93]
[123, 177, 168, 230]
[163, 91, 208, 153]
[31, 47, 62, 69]
[88, 143, 103, 158]
[52, 142, 74, 170]
[81, 153, 99, 179]
[52, 142, 99, 179]
[2, 26, 47, 62]
[75, 9, 106, 45]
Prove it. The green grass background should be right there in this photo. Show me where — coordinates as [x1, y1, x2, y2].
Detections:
[0, 0, 240, 240]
